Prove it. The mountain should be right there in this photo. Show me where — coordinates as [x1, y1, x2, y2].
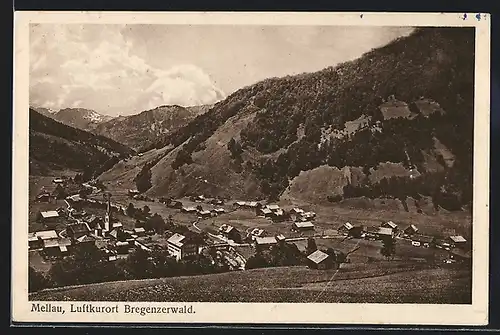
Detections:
[98, 27, 474, 211]
[29, 109, 134, 177]
[31, 106, 58, 118]
[53, 108, 115, 131]
[93, 104, 212, 151]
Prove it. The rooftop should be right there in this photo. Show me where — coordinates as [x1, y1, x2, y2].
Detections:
[384, 221, 398, 229]
[40, 211, 59, 219]
[307, 250, 330, 264]
[167, 233, 186, 248]
[412, 234, 434, 243]
[294, 221, 315, 228]
[35, 230, 58, 240]
[255, 236, 277, 245]
[449, 235, 467, 243]
[343, 222, 354, 230]
[377, 227, 393, 236]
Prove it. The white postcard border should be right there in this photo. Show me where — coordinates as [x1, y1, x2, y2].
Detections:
[12, 11, 491, 325]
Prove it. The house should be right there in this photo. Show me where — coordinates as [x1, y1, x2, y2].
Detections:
[38, 210, 60, 224]
[246, 201, 260, 209]
[382, 221, 398, 232]
[34, 230, 59, 247]
[210, 198, 224, 205]
[198, 210, 212, 218]
[302, 212, 316, 221]
[376, 227, 394, 240]
[36, 192, 53, 203]
[66, 222, 91, 240]
[254, 236, 278, 249]
[292, 221, 315, 231]
[181, 206, 198, 214]
[246, 228, 265, 241]
[338, 222, 354, 235]
[411, 234, 434, 248]
[44, 238, 71, 257]
[258, 208, 273, 218]
[265, 204, 281, 212]
[271, 209, 286, 222]
[166, 233, 199, 261]
[403, 224, 419, 237]
[448, 235, 467, 248]
[434, 238, 452, 250]
[76, 234, 96, 245]
[291, 208, 304, 215]
[115, 241, 131, 254]
[276, 234, 286, 243]
[219, 224, 241, 242]
[52, 178, 64, 184]
[133, 227, 146, 236]
[233, 201, 247, 208]
[112, 222, 124, 230]
[307, 250, 335, 270]
[212, 208, 226, 215]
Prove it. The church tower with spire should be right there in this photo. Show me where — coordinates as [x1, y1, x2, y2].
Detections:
[103, 192, 111, 232]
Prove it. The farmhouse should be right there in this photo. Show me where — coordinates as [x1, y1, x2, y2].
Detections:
[271, 209, 286, 222]
[254, 236, 278, 249]
[115, 241, 131, 254]
[276, 234, 286, 243]
[448, 235, 467, 248]
[258, 208, 273, 218]
[181, 206, 198, 213]
[34, 230, 59, 247]
[376, 227, 394, 240]
[302, 212, 316, 220]
[246, 228, 265, 241]
[292, 221, 315, 231]
[233, 201, 247, 208]
[38, 210, 60, 224]
[43, 238, 71, 257]
[411, 234, 434, 248]
[76, 234, 96, 245]
[219, 224, 241, 242]
[112, 222, 124, 230]
[212, 208, 226, 215]
[382, 221, 398, 231]
[291, 208, 304, 215]
[52, 178, 64, 184]
[66, 222, 91, 241]
[133, 227, 146, 236]
[210, 198, 224, 205]
[265, 204, 281, 212]
[198, 210, 212, 218]
[166, 233, 199, 261]
[338, 222, 354, 235]
[307, 250, 335, 270]
[36, 192, 53, 203]
[403, 224, 419, 237]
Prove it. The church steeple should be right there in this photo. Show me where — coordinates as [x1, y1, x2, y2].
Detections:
[103, 192, 111, 232]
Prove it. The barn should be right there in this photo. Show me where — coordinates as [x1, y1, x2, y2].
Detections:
[307, 250, 335, 270]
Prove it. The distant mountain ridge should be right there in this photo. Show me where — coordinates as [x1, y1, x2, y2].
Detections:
[30, 106, 114, 132]
[93, 104, 213, 150]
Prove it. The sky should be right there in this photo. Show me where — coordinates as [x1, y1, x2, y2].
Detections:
[29, 24, 414, 116]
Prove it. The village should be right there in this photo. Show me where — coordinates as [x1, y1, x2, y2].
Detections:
[28, 175, 472, 280]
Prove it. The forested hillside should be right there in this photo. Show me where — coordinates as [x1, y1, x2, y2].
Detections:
[103, 27, 474, 210]
[29, 109, 134, 178]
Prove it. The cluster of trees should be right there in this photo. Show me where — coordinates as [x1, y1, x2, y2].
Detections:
[245, 242, 305, 269]
[29, 243, 224, 292]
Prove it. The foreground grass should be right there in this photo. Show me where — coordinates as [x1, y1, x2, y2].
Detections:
[30, 262, 471, 304]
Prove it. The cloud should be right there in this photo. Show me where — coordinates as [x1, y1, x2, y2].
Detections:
[29, 24, 225, 116]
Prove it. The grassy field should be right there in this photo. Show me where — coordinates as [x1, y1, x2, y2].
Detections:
[29, 262, 471, 304]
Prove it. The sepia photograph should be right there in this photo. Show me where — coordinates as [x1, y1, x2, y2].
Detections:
[12, 11, 490, 325]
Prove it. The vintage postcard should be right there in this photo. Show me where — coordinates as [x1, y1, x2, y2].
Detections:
[12, 11, 490, 325]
